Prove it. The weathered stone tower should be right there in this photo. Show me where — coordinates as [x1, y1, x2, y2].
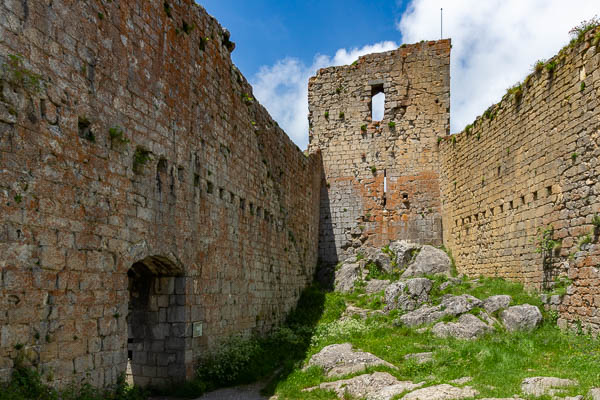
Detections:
[308, 40, 451, 265]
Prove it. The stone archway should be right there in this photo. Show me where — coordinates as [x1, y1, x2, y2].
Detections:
[126, 255, 186, 387]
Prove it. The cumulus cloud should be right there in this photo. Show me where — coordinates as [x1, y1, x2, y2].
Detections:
[252, 1, 597, 147]
[398, 0, 599, 132]
[251, 42, 398, 149]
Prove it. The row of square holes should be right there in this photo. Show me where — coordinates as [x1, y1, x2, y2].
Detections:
[455, 185, 552, 227]
[196, 176, 279, 225]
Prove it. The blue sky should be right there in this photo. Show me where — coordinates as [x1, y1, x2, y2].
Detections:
[200, 1, 599, 149]
[201, 1, 409, 79]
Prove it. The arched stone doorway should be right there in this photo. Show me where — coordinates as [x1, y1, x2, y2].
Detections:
[127, 255, 186, 386]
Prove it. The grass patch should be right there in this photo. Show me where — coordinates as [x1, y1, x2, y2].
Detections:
[265, 280, 599, 398]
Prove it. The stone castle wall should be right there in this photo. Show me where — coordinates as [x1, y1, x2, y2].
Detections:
[0, 0, 321, 387]
[439, 28, 600, 332]
[308, 41, 450, 265]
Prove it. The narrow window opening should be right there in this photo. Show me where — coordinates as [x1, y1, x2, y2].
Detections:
[509, 200, 514, 209]
[533, 191, 538, 201]
[370, 84, 385, 121]
[546, 186, 552, 196]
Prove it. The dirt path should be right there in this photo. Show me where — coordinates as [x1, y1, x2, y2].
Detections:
[193, 382, 270, 400]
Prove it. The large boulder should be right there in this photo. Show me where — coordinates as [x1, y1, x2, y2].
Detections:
[500, 304, 542, 332]
[389, 240, 421, 266]
[400, 384, 478, 400]
[402, 245, 451, 277]
[397, 294, 483, 327]
[440, 294, 483, 315]
[483, 295, 512, 314]
[311, 372, 423, 400]
[432, 313, 494, 340]
[306, 343, 395, 377]
[366, 279, 391, 294]
[397, 304, 446, 327]
[521, 376, 578, 396]
[334, 263, 361, 293]
[589, 388, 600, 400]
[384, 278, 432, 311]
[363, 247, 393, 273]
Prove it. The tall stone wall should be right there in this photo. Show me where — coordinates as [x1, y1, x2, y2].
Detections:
[308, 41, 450, 265]
[0, 0, 321, 388]
[439, 28, 600, 332]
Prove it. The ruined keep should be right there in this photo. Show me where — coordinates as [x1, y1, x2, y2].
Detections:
[0, 0, 321, 388]
[1, 0, 600, 391]
[310, 31, 600, 334]
[308, 41, 450, 265]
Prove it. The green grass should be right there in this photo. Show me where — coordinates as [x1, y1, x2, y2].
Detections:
[265, 277, 598, 399]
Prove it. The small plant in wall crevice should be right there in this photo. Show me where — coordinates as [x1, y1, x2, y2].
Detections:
[370, 165, 377, 175]
[133, 146, 152, 174]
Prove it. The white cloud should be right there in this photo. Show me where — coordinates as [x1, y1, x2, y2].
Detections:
[252, 1, 597, 146]
[251, 42, 398, 149]
[397, 0, 599, 132]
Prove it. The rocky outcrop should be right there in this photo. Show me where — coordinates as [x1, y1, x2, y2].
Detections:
[306, 343, 395, 377]
[520, 376, 578, 396]
[483, 295, 512, 313]
[310, 372, 423, 400]
[400, 384, 478, 399]
[432, 313, 494, 340]
[500, 304, 543, 332]
[384, 278, 432, 311]
[334, 263, 362, 293]
[401, 245, 452, 277]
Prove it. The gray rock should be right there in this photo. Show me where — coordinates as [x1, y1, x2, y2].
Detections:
[589, 388, 600, 400]
[400, 384, 478, 399]
[432, 313, 494, 340]
[402, 245, 452, 277]
[404, 352, 433, 364]
[449, 377, 472, 385]
[398, 304, 446, 327]
[520, 376, 578, 396]
[389, 240, 421, 266]
[341, 305, 384, 320]
[397, 294, 483, 327]
[364, 247, 393, 273]
[500, 304, 542, 332]
[366, 279, 391, 294]
[384, 278, 432, 311]
[312, 372, 423, 400]
[334, 263, 361, 293]
[306, 343, 396, 377]
[483, 295, 512, 314]
[441, 294, 483, 315]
